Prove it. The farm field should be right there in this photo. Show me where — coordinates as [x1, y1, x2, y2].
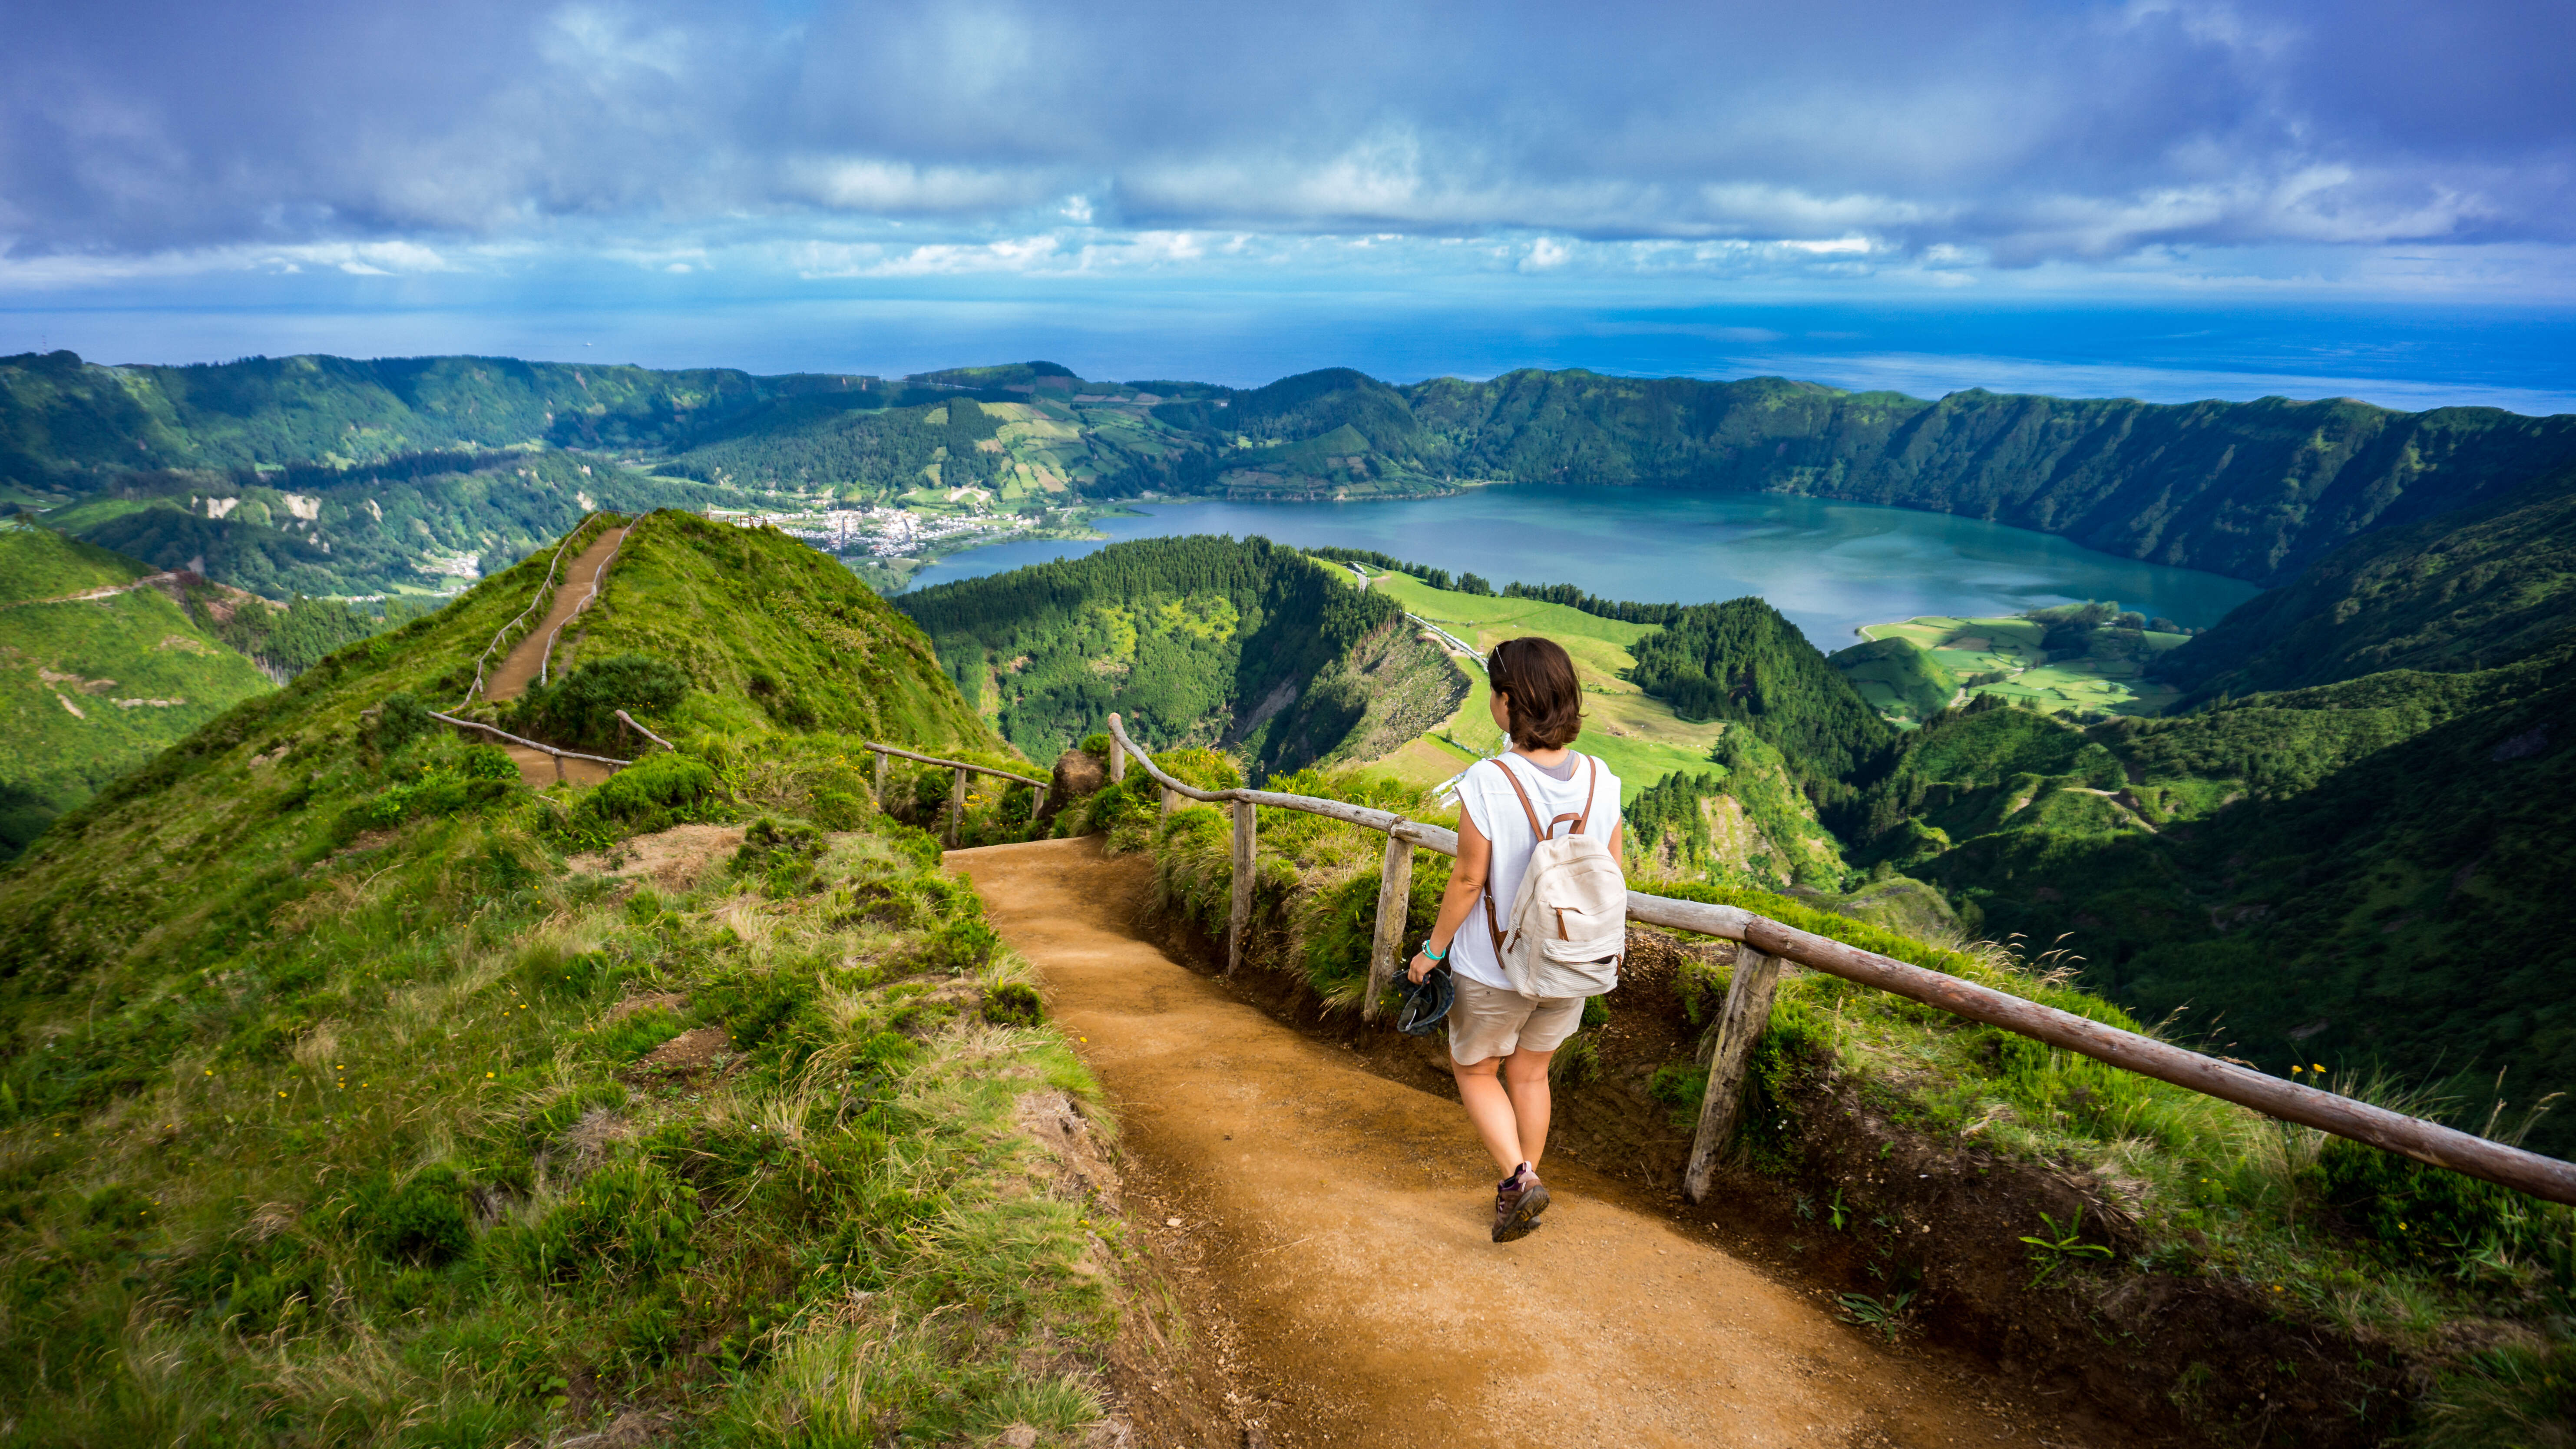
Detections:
[1352, 570, 1727, 797]
[1858, 613, 2192, 718]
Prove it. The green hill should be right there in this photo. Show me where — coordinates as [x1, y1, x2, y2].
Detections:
[0, 521, 152, 603]
[2158, 470, 2576, 698]
[1629, 598, 1895, 784]
[0, 525, 274, 859]
[895, 535, 1445, 776]
[1827, 635, 1959, 722]
[0, 512, 1161, 1445]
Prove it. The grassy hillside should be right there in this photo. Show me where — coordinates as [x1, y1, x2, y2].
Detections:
[1132, 764, 2576, 1444]
[0, 512, 1168, 1445]
[2159, 470, 2576, 699]
[1629, 598, 1895, 784]
[1355, 570, 1722, 791]
[1826, 636, 1958, 723]
[895, 535, 1437, 776]
[0, 527, 275, 860]
[0, 521, 152, 603]
[1856, 606, 2194, 719]
[1840, 659, 2576, 1158]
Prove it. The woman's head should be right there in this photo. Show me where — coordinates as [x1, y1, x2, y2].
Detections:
[1486, 635, 1582, 749]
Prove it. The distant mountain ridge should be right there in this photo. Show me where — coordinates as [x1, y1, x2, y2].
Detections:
[11, 350, 2576, 590]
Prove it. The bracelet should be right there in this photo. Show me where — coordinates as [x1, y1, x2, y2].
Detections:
[1419, 941, 1448, 962]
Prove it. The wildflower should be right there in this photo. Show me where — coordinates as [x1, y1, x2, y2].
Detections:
[2312, 1062, 2325, 1073]
[2289, 1065, 2303, 1073]
[486, 1072, 495, 1078]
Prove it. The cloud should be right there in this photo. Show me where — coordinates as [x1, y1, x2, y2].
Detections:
[0, 0, 2567, 296]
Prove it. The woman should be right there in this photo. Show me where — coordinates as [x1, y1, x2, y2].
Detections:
[1407, 635, 1620, 1243]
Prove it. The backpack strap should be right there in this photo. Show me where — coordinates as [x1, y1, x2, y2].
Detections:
[1491, 755, 1549, 839]
[1572, 755, 1599, 835]
[1497, 754, 1585, 841]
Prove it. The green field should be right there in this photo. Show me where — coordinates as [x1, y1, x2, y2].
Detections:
[1354, 570, 1726, 797]
[1858, 614, 2190, 717]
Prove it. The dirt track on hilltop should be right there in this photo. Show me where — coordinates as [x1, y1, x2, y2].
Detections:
[949, 836, 2101, 1449]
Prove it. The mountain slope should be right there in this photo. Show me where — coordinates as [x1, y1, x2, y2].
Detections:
[2157, 469, 2576, 698]
[0, 525, 274, 859]
[1629, 597, 1896, 784]
[0, 512, 1157, 1446]
[24, 351, 2576, 591]
[1402, 371, 2576, 584]
[896, 535, 1426, 776]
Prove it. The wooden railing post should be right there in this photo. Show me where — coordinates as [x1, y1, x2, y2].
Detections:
[1106, 714, 1127, 783]
[1228, 801, 1257, 975]
[946, 766, 968, 847]
[1161, 786, 1176, 820]
[1032, 784, 1049, 820]
[874, 748, 888, 808]
[1361, 833, 1416, 1022]
[1683, 947, 1782, 1203]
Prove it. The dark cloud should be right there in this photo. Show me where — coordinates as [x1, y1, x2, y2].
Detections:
[2, 0, 2568, 265]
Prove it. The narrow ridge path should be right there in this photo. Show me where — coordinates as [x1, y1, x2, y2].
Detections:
[482, 525, 627, 787]
[951, 837, 2088, 1449]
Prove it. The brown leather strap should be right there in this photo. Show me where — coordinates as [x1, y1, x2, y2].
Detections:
[1493, 755, 1549, 839]
[1574, 755, 1598, 834]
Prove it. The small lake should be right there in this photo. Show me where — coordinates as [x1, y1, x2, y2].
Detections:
[899, 487, 2262, 647]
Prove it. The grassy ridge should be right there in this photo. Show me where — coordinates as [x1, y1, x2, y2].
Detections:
[0, 522, 151, 603]
[0, 513, 1146, 1445]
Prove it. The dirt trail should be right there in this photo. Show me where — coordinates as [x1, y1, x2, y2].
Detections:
[482, 526, 626, 787]
[951, 837, 2094, 1449]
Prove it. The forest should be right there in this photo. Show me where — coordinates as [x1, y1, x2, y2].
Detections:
[897, 535, 1415, 774]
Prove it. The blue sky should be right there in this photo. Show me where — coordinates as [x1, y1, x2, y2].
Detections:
[5, 0, 2573, 411]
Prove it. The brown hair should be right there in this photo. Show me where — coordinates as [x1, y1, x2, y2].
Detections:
[1488, 636, 1582, 749]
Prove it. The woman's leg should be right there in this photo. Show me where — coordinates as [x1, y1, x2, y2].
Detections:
[1500, 1049, 1554, 1168]
[1452, 1057, 1527, 1177]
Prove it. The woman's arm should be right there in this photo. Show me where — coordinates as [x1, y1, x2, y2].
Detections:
[1407, 811, 1491, 983]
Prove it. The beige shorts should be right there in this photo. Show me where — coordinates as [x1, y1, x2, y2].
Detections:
[1447, 976, 1587, 1065]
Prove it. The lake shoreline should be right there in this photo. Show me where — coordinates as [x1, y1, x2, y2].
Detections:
[882, 484, 2264, 650]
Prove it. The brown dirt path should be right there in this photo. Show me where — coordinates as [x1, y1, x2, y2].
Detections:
[950, 837, 2097, 1449]
[482, 526, 626, 787]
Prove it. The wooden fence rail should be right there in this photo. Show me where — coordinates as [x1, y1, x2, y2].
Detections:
[1101, 713, 2576, 1208]
[861, 741, 1051, 847]
[424, 709, 633, 781]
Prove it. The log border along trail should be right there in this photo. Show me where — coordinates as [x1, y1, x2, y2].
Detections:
[950, 836, 2103, 1449]
[473, 523, 627, 787]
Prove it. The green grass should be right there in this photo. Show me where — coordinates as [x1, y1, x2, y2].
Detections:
[0, 512, 1143, 1445]
[0, 583, 274, 854]
[0, 521, 152, 604]
[1860, 614, 2188, 718]
[1360, 571, 1727, 799]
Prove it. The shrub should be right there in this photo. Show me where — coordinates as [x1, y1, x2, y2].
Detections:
[982, 983, 1045, 1027]
[350, 1167, 476, 1266]
[510, 1161, 700, 1286]
[511, 653, 691, 751]
[571, 753, 720, 838]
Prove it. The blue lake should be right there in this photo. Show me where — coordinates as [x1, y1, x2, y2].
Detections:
[899, 487, 2263, 648]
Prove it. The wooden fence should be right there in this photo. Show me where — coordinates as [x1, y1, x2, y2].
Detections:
[1101, 714, 2576, 1208]
[862, 742, 1050, 847]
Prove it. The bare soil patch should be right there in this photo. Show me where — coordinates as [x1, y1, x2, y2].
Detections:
[567, 824, 746, 894]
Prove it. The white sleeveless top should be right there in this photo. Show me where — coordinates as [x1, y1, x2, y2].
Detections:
[1446, 752, 1622, 991]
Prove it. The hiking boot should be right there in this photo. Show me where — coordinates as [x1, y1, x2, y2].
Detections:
[1493, 1166, 1551, 1242]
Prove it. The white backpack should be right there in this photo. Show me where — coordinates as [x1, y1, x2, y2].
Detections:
[1480, 754, 1627, 998]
